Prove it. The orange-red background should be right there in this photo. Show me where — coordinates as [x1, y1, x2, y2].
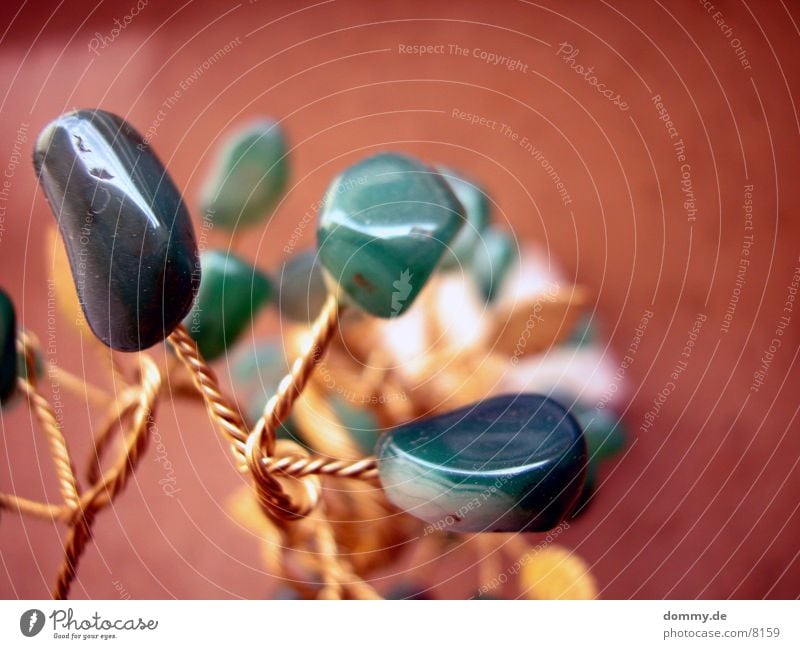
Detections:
[1, 0, 798, 598]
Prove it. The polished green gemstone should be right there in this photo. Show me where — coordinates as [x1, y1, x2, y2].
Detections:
[317, 152, 465, 318]
[231, 339, 299, 440]
[470, 226, 515, 302]
[200, 119, 289, 230]
[276, 250, 327, 323]
[376, 394, 587, 533]
[329, 395, 379, 454]
[386, 583, 433, 600]
[33, 109, 200, 351]
[436, 166, 490, 270]
[564, 397, 626, 518]
[567, 315, 598, 347]
[0, 288, 17, 405]
[184, 250, 272, 361]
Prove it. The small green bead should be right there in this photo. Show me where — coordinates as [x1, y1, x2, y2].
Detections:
[436, 166, 490, 270]
[567, 315, 598, 347]
[470, 226, 516, 302]
[377, 394, 587, 533]
[317, 152, 465, 318]
[231, 339, 299, 440]
[570, 401, 626, 463]
[329, 395, 379, 454]
[200, 119, 289, 230]
[0, 288, 18, 405]
[276, 250, 327, 323]
[184, 250, 272, 361]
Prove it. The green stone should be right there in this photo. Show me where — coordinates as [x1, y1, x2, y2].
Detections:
[200, 119, 289, 230]
[184, 250, 272, 361]
[317, 152, 465, 318]
[276, 250, 327, 323]
[567, 315, 598, 347]
[377, 394, 587, 533]
[0, 288, 17, 405]
[436, 166, 490, 270]
[231, 339, 299, 440]
[564, 397, 626, 519]
[470, 226, 516, 302]
[386, 583, 433, 600]
[33, 109, 199, 351]
[329, 395, 379, 454]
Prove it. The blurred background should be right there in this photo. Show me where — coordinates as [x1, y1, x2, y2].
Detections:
[1, 0, 799, 599]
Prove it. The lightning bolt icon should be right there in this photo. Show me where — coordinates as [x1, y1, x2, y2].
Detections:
[28, 611, 38, 632]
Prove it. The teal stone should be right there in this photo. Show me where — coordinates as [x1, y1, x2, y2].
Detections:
[386, 583, 433, 600]
[317, 152, 465, 318]
[33, 109, 199, 352]
[231, 339, 299, 440]
[470, 226, 516, 302]
[329, 395, 379, 454]
[376, 394, 587, 533]
[200, 119, 289, 230]
[184, 250, 272, 361]
[567, 400, 626, 463]
[0, 288, 17, 405]
[436, 166, 490, 270]
[567, 315, 598, 347]
[276, 250, 327, 323]
[563, 397, 626, 519]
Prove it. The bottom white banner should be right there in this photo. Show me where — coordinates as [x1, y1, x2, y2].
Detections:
[0, 599, 796, 648]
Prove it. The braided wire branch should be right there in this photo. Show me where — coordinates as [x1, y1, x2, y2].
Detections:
[251, 292, 341, 455]
[262, 455, 379, 482]
[17, 330, 81, 512]
[52, 355, 162, 600]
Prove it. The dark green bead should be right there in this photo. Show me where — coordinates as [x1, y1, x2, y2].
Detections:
[317, 152, 465, 318]
[33, 109, 199, 352]
[276, 250, 327, 323]
[567, 315, 598, 347]
[567, 400, 626, 463]
[386, 583, 433, 600]
[377, 394, 587, 533]
[436, 166, 490, 270]
[231, 339, 299, 440]
[329, 395, 379, 454]
[184, 250, 272, 361]
[0, 288, 17, 405]
[200, 119, 289, 230]
[470, 226, 515, 302]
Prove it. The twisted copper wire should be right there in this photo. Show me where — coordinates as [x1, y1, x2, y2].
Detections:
[52, 356, 161, 599]
[166, 324, 301, 517]
[251, 292, 341, 455]
[262, 455, 378, 482]
[17, 331, 81, 511]
[167, 324, 249, 454]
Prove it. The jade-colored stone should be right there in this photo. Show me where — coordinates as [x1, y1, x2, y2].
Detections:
[386, 583, 433, 600]
[377, 394, 587, 533]
[0, 288, 17, 405]
[200, 119, 289, 230]
[563, 397, 626, 519]
[231, 340, 299, 439]
[470, 226, 515, 302]
[329, 395, 379, 454]
[567, 315, 598, 347]
[437, 166, 490, 270]
[33, 109, 199, 352]
[184, 250, 272, 361]
[276, 250, 327, 323]
[317, 152, 465, 318]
